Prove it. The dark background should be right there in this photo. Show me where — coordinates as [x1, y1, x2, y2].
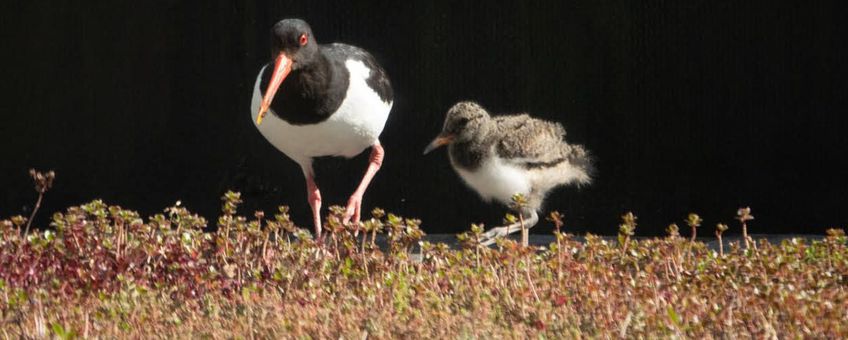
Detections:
[1, 1, 845, 235]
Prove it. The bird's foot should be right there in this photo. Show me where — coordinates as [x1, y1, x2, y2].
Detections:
[479, 224, 522, 247]
[479, 210, 540, 247]
[305, 173, 323, 239]
[343, 194, 362, 229]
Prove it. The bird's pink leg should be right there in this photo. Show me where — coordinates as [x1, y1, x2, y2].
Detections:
[305, 173, 323, 239]
[344, 142, 384, 225]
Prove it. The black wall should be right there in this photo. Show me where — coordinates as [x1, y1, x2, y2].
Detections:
[1, 1, 845, 235]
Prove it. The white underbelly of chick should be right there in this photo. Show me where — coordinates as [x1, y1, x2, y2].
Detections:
[454, 157, 531, 205]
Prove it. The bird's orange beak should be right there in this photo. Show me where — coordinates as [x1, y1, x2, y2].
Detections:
[423, 134, 455, 155]
[256, 53, 292, 125]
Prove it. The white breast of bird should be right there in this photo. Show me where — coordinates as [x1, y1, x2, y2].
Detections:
[251, 59, 393, 164]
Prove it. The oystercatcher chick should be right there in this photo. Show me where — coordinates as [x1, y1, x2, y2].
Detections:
[251, 19, 393, 238]
[423, 101, 591, 245]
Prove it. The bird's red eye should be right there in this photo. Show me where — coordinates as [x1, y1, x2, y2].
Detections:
[299, 34, 308, 46]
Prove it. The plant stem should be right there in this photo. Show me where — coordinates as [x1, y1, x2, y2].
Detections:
[519, 212, 528, 247]
[23, 191, 44, 236]
[685, 226, 696, 262]
[555, 227, 561, 249]
[262, 231, 270, 262]
[525, 263, 540, 303]
[475, 232, 481, 268]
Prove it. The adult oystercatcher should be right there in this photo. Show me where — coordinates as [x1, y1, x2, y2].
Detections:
[251, 19, 393, 238]
[423, 101, 591, 245]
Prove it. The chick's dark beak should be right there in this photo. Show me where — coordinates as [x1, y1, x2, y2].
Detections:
[423, 134, 455, 155]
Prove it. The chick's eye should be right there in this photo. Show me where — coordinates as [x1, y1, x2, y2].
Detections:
[456, 117, 470, 125]
[299, 34, 308, 46]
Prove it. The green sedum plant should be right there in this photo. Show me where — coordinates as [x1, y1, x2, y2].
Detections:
[0, 174, 845, 338]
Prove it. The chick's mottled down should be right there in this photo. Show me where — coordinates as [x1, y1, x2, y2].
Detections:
[424, 101, 592, 245]
[425, 101, 592, 211]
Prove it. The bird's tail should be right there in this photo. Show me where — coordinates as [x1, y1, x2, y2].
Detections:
[564, 144, 594, 186]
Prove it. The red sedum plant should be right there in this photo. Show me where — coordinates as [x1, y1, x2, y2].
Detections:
[0, 188, 846, 338]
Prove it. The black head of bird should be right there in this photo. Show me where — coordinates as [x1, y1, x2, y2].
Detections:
[257, 19, 320, 125]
